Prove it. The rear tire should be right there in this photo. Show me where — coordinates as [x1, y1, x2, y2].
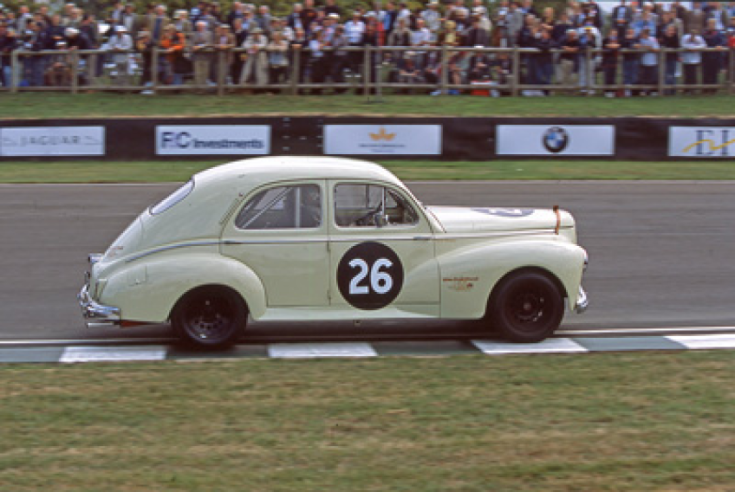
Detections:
[487, 272, 564, 343]
[172, 287, 247, 349]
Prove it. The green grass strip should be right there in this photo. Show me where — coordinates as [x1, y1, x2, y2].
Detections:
[1, 159, 734, 183]
[1, 351, 735, 491]
[1, 93, 735, 119]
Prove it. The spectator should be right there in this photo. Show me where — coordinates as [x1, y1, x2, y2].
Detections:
[421, 0, 442, 39]
[228, 2, 246, 28]
[684, 1, 706, 34]
[119, 4, 140, 39]
[601, 27, 621, 97]
[612, 0, 633, 38]
[266, 29, 289, 86]
[637, 28, 659, 95]
[158, 24, 185, 85]
[172, 10, 193, 41]
[620, 26, 639, 96]
[240, 27, 268, 86]
[147, 5, 170, 43]
[213, 24, 235, 84]
[578, 25, 599, 92]
[559, 29, 581, 94]
[192, 20, 214, 86]
[701, 18, 725, 94]
[0, 24, 17, 87]
[464, 14, 489, 47]
[681, 27, 706, 94]
[660, 24, 680, 95]
[535, 28, 554, 93]
[505, 2, 524, 46]
[136, 30, 153, 91]
[109, 25, 134, 85]
[705, 2, 729, 32]
[324, 0, 341, 19]
[22, 20, 49, 87]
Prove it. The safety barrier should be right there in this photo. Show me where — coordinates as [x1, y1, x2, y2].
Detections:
[2, 46, 734, 96]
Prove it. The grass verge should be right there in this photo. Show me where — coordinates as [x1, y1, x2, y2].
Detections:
[1, 159, 735, 183]
[2, 93, 735, 119]
[1, 351, 734, 491]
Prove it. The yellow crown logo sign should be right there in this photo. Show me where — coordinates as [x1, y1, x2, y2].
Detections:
[370, 127, 396, 141]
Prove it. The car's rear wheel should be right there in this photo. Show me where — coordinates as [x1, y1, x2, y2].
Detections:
[486, 271, 564, 343]
[172, 286, 247, 349]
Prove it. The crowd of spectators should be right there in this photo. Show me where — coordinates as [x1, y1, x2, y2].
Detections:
[1, 0, 734, 95]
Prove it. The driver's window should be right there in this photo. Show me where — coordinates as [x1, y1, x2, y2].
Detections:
[235, 184, 321, 230]
[334, 183, 418, 227]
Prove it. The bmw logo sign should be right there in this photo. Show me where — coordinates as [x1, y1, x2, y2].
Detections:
[542, 127, 569, 153]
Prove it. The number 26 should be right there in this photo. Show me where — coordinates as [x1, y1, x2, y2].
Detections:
[348, 258, 393, 295]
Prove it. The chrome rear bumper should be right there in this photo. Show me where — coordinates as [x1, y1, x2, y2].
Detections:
[575, 286, 589, 314]
[78, 284, 121, 328]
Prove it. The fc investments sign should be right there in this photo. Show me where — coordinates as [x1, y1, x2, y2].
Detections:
[156, 125, 270, 155]
[324, 125, 442, 155]
[669, 127, 735, 158]
[497, 125, 615, 156]
[0, 126, 105, 156]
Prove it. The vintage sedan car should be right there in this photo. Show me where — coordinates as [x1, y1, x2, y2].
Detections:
[79, 157, 588, 348]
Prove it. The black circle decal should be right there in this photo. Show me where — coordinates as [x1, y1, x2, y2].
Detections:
[542, 126, 569, 153]
[337, 242, 404, 310]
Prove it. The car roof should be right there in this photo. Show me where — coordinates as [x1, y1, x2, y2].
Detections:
[193, 156, 405, 190]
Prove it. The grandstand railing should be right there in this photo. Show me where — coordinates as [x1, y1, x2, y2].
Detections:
[3, 45, 734, 96]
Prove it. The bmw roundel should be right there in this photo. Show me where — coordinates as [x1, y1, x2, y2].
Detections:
[542, 127, 569, 153]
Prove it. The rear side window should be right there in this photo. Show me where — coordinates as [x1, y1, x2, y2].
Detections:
[235, 184, 322, 230]
[150, 180, 194, 215]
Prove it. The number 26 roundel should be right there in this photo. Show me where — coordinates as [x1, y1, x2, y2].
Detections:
[337, 242, 404, 310]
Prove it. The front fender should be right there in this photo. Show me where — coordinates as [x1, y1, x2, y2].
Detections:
[437, 237, 586, 319]
[98, 249, 267, 323]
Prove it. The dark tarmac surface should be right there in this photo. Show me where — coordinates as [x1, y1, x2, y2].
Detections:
[1, 181, 734, 341]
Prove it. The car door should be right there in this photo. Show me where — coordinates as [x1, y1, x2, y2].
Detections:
[220, 180, 330, 307]
[327, 180, 440, 314]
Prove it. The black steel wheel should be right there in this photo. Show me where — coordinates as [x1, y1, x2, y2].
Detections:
[172, 287, 247, 349]
[487, 271, 564, 343]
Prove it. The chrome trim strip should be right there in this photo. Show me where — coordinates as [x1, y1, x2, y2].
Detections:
[222, 237, 329, 245]
[125, 241, 221, 263]
[437, 229, 558, 240]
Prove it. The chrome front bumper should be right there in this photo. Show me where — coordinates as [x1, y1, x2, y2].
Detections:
[78, 284, 121, 328]
[575, 286, 589, 314]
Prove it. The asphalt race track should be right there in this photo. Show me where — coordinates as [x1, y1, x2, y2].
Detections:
[1, 181, 734, 342]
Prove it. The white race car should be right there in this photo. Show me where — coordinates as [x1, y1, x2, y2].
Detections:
[79, 157, 588, 348]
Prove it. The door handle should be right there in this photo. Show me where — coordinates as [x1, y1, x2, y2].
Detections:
[413, 236, 431, 241]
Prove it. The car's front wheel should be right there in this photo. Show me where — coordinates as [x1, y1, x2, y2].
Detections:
[172, 286, 247, 349]
[486, 271, 565, 343]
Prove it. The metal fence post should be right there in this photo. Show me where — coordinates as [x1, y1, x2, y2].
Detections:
[363, 45, 371, 99]
[291, 46, 300, 95]
[217, 49, 225, 96]
[511, 48, 520, 97]
[586, 48, 593, 95]
[440, 45, 448, 95]
[729, 47, 734, 95]
[152, 47, 159, 93]
[657, 49, 665, 95]
[70, 51, 78, 94]
[10, 50, 19, 92]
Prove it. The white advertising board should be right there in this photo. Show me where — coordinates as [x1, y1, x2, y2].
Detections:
[0, 126, 105, 156]
[324, 125, 442, 155]
[156, 125, 271, 155]
[497, 125, 615, 156]
[669, 127, 735, 158]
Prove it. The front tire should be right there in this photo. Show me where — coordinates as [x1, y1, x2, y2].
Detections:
[172, 287, 247, 349]
[487, 271, 564, 343]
